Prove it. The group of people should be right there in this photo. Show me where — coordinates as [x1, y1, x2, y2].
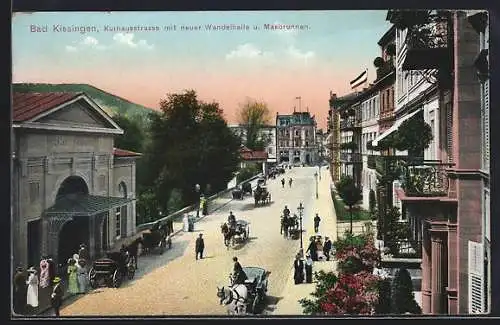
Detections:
[281, 178, 293, 188]
[293, 253, 314, 284]
[306, 236, 333, 262]
[293, 236, 333, 285]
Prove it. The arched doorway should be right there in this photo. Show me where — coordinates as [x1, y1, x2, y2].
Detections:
[55, 176, 90, 265]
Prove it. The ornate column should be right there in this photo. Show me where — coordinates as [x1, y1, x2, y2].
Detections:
[431, 231, 445, 314]
[421, 221, 432, 313]
[446, 223, 458, 313]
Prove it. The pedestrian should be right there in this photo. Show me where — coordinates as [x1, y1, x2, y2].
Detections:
[195, 233, 205, 260]
[323, 237, 332, 261]
[39, 258, 50, 288]
[66, 258, 79, 295]
[289, 178, 293, 188]
[50, 277, 63, 317]
[306, 237, 318, 261]
[13, 266, 27, 314]
[305, 254, 313, 283]
[78, 244, 90, 262]
[76, 259, 88, 294]
[314, 213, 321, 233]
[281, 178, 285, 188]
[26, 267, 39, 312]
[293, 254, 304, 284]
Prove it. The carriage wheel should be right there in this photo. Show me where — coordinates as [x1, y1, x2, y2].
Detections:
[252, 295, 260, 314]
[89, 267, 98, 289]
[112, 269, 122, 288]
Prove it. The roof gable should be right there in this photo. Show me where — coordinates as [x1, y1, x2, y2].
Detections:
[13, 92, 123, 135]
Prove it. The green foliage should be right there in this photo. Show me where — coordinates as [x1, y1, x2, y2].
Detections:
[386, 43, 396, 56]
[373, 57, 385, 68]
[112, 113, 145, 153]
[332, 193, 371, 221]
[236, 165, 261, 183]
[391, 268, 422, 314]
[385, 207, 411, 256]
[394, 117, 433, 156]
[369, 189, 377, 220]
[238, 98, 272, 151]
[12, 83, 155, 119]
[166, 188, 183, 215]
[143, 90, 241, 212]
[299, 270, 339, 315]
[136, 190, 160, 224]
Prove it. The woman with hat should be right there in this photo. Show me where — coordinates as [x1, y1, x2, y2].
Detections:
[76, 258, 88, 294]
[51, 277, 63, 316]
[304, 254, 313, 283]
[26, 267, 39, 311]
[67, 258, 79, 295]
[13, 266, 27, 314]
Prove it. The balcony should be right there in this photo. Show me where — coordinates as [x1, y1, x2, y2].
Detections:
[383, 239, 422, 259]
[340, 118, 361, 131]
[401, 160, 453, 197]
[367, 155, 377, 169]
[402, 18, 450, 70]
[340, 152, 362, 164]
[375, 61, 395, 81]
[375, 155, 405, 181]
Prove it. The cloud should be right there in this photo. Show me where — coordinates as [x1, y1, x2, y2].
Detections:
[225, 43, 273, 60]
[112, 33, 154, 50]
[287, 45, 315, 61]
[65, 45, 78, 53]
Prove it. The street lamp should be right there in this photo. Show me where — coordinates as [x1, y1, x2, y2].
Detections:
[195, 183, 201, 218]
[314, 172, 318, 199]
[298, 202, 304, 250]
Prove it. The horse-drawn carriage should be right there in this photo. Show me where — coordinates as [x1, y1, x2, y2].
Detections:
[221, 220, 250, 248]
[89, 251, 135, 288]
[232, 182, 253, 200]
[281, 214, 300, 239]
[217, 267, 270, 315]
[254, 186, 271, 206]
[138, 226, 169, 255]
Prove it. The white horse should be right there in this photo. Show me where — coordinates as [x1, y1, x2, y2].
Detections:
[217, 284, 248, 315]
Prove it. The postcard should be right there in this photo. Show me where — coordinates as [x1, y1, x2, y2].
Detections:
[11, 9, 490, 317]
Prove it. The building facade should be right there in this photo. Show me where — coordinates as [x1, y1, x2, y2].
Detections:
[12, 92, 140, 269]
[228, 124, 277, 164]
[276, 112, 318, 165]
[376, 10, 488, 314]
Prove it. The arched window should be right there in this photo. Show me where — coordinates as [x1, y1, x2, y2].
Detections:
[118, 182, 127, 198]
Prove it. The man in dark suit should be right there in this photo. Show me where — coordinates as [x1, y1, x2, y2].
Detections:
[314, 213, 321, 233]
[323, 237, 332, 261]
[195, 234, 204, 260]
[51, 277, 63, 317]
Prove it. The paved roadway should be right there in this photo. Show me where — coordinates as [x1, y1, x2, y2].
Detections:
[58, 167, 320, 316]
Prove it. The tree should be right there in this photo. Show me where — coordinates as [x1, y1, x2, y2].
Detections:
[237, 98, 272, 151]
[392, 117, 433, 157]
[337, 176, 362, 234]
[391, 268, 422, 314]
[112, 113, 146, 153]
[144, 90, 241, 213]
[384, 207, 411, 256]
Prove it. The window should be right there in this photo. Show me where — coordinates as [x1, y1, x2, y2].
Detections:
[295, 130, 299, 136]
[305, 130, 309, 137]
[29, 182, 40, 203]
[115, 207, 121, 238]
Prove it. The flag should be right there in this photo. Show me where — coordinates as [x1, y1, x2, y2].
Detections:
[350, 69, 368, 89]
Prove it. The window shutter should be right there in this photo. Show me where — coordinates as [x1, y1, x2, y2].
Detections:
[468, 241, 485, 314]
[446, 103, 453, 163]
[482, 80, 489, 171]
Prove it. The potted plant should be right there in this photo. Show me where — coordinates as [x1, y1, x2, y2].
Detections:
[386, 43, 396, 56]
[373, 57, 385, 68]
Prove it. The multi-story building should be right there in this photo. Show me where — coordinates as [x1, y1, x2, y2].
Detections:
[375, 10, 488, 314]
[328, 92, 342, 183]
[276, 111, 318, 165]
[228, 124, 277, 165]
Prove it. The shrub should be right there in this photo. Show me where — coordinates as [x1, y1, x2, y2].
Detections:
[334, 233, 379, 274]
[386, 43, 396, 56]
[375, 279, 392, 314]
[391, 268, 422, 314]
[236, 165, 260, 183]
[373, 57, 385, 68]
[166, 188, 183, 215]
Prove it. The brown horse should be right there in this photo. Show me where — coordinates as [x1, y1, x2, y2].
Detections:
[221, 223, 236, 248]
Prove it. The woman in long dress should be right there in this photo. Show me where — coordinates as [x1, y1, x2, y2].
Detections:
[26, 267, 39, 310]
[76, 259, 88, 293]
[67, 258, 79, 295]
[293, 254, 304, 285]
[305, 255, 313, 283]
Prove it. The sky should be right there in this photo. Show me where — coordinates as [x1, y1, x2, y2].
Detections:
[12, 11, 393, 129]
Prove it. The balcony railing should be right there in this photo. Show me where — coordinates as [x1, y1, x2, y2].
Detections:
[384, 239, 422, 259]
[402, 17, 450, 70]
[367, 155, 377, 169]
[340, 152, 362, 164]
[401, 160, 453, 197]
[375, 156, 406, 180]
[340, 119, 361, 131]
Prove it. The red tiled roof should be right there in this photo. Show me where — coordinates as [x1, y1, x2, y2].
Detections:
[113, 148, 142, 157]
[240, 150, 268, 161]
[13, 92, 83, 122]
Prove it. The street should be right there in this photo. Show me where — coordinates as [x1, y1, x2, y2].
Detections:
[58, 167, 321, 316]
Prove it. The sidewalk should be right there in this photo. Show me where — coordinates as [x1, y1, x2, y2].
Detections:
[273, 168, 338, 315]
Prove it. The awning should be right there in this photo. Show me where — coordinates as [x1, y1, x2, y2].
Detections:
[44, 194, 134, 218]
[372, 108, 422, 146]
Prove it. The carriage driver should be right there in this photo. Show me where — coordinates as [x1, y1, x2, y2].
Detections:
[228, 211, 237, 229]
[232, 257, 248, 285]
[283, 205, 290, 218]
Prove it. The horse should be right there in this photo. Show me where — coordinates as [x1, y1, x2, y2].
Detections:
[126, 237, 143, 269]
[221, 223, 235, 248]
[280, 215, 290, 238]
[217, 285, 248, 315]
